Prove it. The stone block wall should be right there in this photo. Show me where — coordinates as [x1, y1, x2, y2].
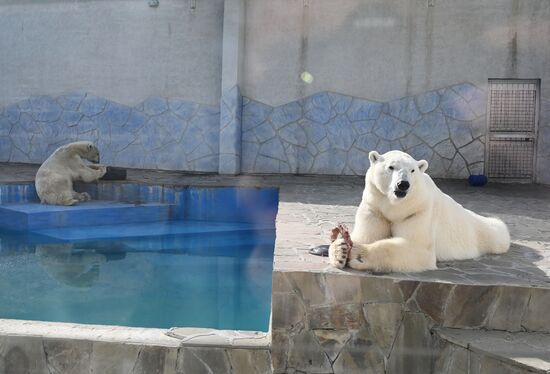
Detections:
[0, 333, 271, 374]
[271, 271, 550, 374]
[0, 93, 220, 172]
[241, 83, 487, 178]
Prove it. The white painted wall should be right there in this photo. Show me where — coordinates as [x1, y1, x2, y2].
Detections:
[242, 0, 550, 105]
[0, 0, 224, 107]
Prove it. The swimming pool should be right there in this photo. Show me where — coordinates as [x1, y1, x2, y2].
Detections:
[0, 183, 278, 331]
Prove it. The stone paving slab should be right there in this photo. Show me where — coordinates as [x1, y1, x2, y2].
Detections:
[275, 182, 550, 289]
[435, 328, 550, 373]
[2, 162, 550, 288]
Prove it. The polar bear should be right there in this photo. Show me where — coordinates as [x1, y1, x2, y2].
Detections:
[329, 150, 510, 273]
[35, 141, 106, 205]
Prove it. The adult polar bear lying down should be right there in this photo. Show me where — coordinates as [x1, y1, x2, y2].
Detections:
[35, 141, 106, 205]
[329, 150, 510, 273]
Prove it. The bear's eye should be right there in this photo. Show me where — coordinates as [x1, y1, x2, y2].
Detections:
[388, 166, 394, 171]
[411, 169, 415, 173]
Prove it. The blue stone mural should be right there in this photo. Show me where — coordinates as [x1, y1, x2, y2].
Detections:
[0, 83, 490, 178]
[0, 93, 220, 172]
[241, 83, 488, 178]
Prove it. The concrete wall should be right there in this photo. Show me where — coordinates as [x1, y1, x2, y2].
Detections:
[240, 0, 550, 182]
[0, 0, 224, 171]
[0, 0, 224, 107]
[0, 0, 549, 181]
[242, 0, 550, 105]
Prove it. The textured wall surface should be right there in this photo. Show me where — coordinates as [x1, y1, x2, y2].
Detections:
[242, 83, 486, 177]
[0, 93, 220, 172]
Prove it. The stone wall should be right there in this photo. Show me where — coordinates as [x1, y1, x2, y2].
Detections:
[0, 321, 272, 374]
[271, 271, 550, 374]
[241, 83, 486, 178]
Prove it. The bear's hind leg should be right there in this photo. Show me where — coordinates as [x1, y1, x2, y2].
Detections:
[58, 192, 79, 206]
[40, 191, 78, 205]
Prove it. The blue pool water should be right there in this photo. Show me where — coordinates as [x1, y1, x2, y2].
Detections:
[0, 183, 278, 331]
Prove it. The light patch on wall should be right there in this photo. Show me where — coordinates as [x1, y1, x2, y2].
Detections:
[300, 71, 314, 84]
[353, 17, 396, 29]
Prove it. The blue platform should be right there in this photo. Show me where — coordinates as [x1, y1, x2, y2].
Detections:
[30, 220, 273, 242]
[0, 201, 173, 231]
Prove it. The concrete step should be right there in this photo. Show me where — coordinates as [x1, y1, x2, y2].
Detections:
[434, 328, 550, 374]
[0, 201, 173, 230]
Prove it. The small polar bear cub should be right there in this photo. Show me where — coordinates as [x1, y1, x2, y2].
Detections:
[35, 141, 107, 205]
[330, 150, 510, 273]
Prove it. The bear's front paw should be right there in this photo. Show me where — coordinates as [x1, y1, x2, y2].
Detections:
[329, 238, 348, 269]
[96, 165, 107, 178]
[77, 192, 91, 202]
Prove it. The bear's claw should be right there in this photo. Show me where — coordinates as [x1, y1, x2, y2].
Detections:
[329, 237, 349, 269]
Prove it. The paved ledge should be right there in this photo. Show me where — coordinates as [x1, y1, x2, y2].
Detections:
[0, 319, 180, 347]
[435, 328, 550, 373]
[167, 328, 269, 349]
[0, 319, 272, 374]
[2, 162, 550, 288]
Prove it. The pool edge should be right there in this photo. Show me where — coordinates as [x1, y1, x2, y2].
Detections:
[0, 318, 272, 372]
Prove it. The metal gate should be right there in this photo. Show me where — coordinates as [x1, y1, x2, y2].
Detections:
[486, 79, 540, 181]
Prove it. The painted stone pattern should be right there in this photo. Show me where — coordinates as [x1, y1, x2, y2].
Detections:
[0, 92, 220, 172]
[242, 83, 487, 177]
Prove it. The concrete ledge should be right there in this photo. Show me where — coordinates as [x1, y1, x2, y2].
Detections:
[0, 320, 272, 374]
[167, 327, 269, 349]
[0, 319, 180, 347]
[434, 328, 550, 374]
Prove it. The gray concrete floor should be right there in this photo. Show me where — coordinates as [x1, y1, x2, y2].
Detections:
[2, 162, 549, 288]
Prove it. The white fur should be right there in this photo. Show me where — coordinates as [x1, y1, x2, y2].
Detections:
[35, 141, 107, 205]
[329, 150, 510, 273]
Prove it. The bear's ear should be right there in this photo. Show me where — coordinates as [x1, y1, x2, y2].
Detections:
[87, 143, 93, 150]
[369, 151, 382, 165]
[418, 160, 429, 173]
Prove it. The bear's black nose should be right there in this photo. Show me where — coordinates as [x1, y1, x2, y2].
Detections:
[397, 181, 410, 191]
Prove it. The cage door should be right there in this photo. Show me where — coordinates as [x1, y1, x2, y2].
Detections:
[486, 80, 539, 181]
